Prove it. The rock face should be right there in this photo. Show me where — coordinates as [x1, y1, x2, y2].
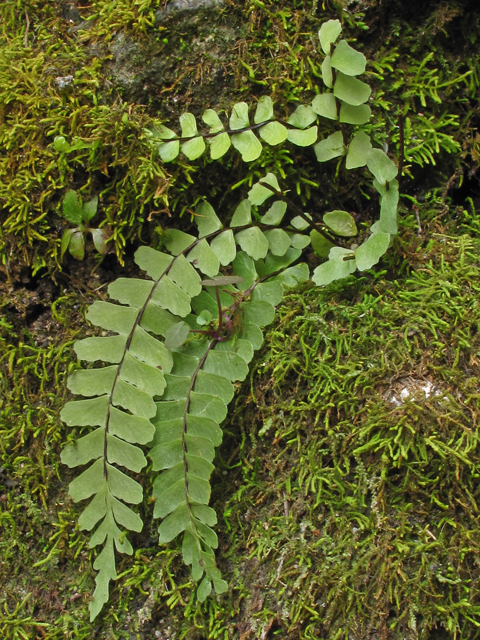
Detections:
[107, 0, 238, 108]
[155, 0, 224, 18]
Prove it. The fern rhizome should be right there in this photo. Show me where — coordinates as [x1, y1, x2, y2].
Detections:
[60, 20, 401, 619]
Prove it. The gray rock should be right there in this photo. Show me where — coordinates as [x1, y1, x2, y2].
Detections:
[156, 0, 224, 21]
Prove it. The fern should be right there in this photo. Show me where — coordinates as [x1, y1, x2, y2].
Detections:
[60, 20, 403, 619]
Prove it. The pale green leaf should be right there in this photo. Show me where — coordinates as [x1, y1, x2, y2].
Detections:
[54, 135, 71, 152]
[355, 232, 391, 271]
[232, 251, 257, 290]
[120, 352, 166, 397]
[169, 254, 202, 297]
[248, 173, 280, 205]
[107, 434, 147, 473]
[210, 230, 236, 266]
[161, 375, 190, 401]
[141, 303, 179, 337]
[158, 140, 180, 162]
[61, 427, 104, 468]
[251, 281, 284, 306]
[196, 521, 218, 548]
[165, 321, 191, 350]
[130, 325, 173, 371]
[187, 412, 224, 448]
[346, 131, 372, 170]
[89, 537, 116, 621]
[240, 322, 264, 350]
[254, 96, 274, 124]
[158, 504, 191, 542]
[273, 263, 310, 287]
[155, 125, 178, 140]
[108, 277, 155, 307]
[63, 190, 83, 225]
[134, 247, 173, 281]
[312, 255, 356, 286]
[111, 496, 143, 532]
[229, 102, 250, 130]
[92, 228, 108, 255]
[152, 276, 192, 317]
[329, 246, 355, 260]
[69, 232, 85, 260]
[182, 136, 206, 161]
[197, 578, 212, 602]
[195, 371, 234, 404]
[288, 105, 317, 129]
[201, 276, 243, 287]
[287, 232, 310, 250]
[195, 201, 222, 237]
[340, 103, 371, 125]
[235, 227, 269, 261]
[259, 247, 302, 276]
[69, 458, 105, 502]
[322, 56, 333, 88]
[164, 229, 196, 255]
[82, 196, 98, 223]
[259, 121, 288, 145]
[287, 126, 318, 147]
[213, 578, 228, 594]
[67, 366, 117, 397]
[366, 149, 398, 185]
[319, 19, 342, 55]
[242, 300, 275, 327]
[171, 351, 201, 377]
[112, 378, 156, 418]
[86, 301, 139, 335]
[331, 40, 366, 76]
[202, 109, 224, 133]
[75, 336, 127, 364]
[107, 463, 143, 504]
[187, 239, 220, 277]
[230, 199, 252, 227]
[61, 395, 109, 427]
[378, 183, 399, 234]
[311, 93, 338, 120]
[231, 130, 263, 162]
[261, 200, 287, 226]
[190, 392, 228, 423]
[290, 214, 311, 231]
[263, 228, 290, 256]
[78, 483, 108, 531]
[310, 230, 334, 258]
[89, 510, 119, 548]
[334, 72, 371, 106]
[109, 407, 155, 445]
[314, 131, 345, 162]
[180, 113, 198, 138]
[196, 309, 213, 326]
[191, 508, 216, 530]
[203, 350, 249, 382]
[61, 229, 74, 260]
[209, 132, 231, 160]
[323, 210, 358, 236]
[215, 337, 254, 364]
